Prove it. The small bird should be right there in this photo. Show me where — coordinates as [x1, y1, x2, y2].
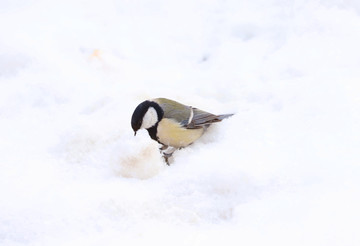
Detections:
[131, 98, 233, 165]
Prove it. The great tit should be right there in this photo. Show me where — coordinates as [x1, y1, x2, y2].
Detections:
[131, 98, 233, 165]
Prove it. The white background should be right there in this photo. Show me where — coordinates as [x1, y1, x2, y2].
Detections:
[1, 0, 360, 245]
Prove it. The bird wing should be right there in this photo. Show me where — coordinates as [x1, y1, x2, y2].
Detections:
[186, 108, 233, 129]
[153, 98, 233, 129]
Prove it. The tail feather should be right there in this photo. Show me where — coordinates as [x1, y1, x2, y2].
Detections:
[217, 113, 234, 120]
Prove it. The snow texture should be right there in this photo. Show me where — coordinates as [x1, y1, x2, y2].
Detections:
[1, 0, 360, 245]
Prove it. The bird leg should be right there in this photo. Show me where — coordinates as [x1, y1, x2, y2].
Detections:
[159, 145, 177, 165]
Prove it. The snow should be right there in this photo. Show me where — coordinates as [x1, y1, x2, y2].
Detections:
[1, 0, 360, 245]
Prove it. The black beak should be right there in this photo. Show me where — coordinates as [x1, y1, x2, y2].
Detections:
[134, 131, 137, 136]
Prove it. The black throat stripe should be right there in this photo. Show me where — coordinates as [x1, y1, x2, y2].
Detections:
[147, 123, 160, 143]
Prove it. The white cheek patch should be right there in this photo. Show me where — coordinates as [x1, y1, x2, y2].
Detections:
[141, 107, 158, 129]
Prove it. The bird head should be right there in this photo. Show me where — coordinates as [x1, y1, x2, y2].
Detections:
[131, 100, 163, 135]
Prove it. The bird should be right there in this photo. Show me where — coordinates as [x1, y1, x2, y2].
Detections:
[131, 98, 233, 165]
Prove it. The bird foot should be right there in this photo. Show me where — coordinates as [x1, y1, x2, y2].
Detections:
[159, 145, 177, 165]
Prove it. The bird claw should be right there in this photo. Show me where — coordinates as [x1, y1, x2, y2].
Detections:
[163, 153, 171, 165]
[159, 145, 177, 165]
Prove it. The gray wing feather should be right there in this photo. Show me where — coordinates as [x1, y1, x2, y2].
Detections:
[186, 108, 233, 129]
[153, 98, 233, 129]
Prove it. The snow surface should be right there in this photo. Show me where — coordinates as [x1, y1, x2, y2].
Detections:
[1, 0, 360, 245]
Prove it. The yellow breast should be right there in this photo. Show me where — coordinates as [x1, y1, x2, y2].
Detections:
[157, 118, 204, 148]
